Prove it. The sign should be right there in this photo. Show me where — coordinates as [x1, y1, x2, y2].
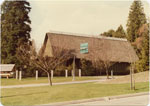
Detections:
[80, 43, 88, 54]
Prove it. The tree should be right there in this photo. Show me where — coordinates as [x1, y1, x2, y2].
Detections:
[88, 37, 116, 79]
[140, 32, 149, 71]
[24, 40, 37, 77]
[80, 59, 95, 76]
[126, 0, 148, 72]
[115, 25, 126, 38]
[101, 29, 115, 37]
[1, 1, 31, 68]
[18, 38, 74, 86]
[101, 25, 126, 38]
[133, 24, 149, 72]
[126, 0, 146, 42]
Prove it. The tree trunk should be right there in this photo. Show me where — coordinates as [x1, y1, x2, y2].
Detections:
[99, 70, 101, 76]
[130, 66, 132, 90]
[106, 68, 109, 79]
[72, 55, 75, 81]
[47, 72, 52, 86]
[133, 63, 135, 90]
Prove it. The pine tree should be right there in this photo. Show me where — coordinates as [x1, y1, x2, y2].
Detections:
[126, 0, 146, 42]
[101, 25, 126, 38]
[1, 1, 31, 67]
[115, 25, 126, 38]
[101, 29, 115, 37]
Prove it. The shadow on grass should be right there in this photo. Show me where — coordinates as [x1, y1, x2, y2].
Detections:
[126, 86, 148, 92]
[134, 86, 148, 91]
[0, 91, 48, 98]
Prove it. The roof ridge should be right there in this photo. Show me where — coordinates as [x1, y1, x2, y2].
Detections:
[47, 30, 127, 42]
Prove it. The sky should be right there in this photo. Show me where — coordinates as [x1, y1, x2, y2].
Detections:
[0, 0, 150, 51]
[28, 0, 149, 51]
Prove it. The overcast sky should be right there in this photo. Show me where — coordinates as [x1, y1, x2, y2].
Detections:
[29, 0, 149, 51]
[0, 0, 149, 51]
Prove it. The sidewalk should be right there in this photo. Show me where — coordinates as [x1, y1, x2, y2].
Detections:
[38, 92, 149, 106]
[1, 79, 105, 89]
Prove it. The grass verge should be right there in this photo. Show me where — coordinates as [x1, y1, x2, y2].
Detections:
[1, 82, 149, 105]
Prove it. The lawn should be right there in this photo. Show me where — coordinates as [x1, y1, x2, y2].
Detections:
[1, 76, 100, 86]
[101, 71, 149, 84]
[1, 82, 149, 105]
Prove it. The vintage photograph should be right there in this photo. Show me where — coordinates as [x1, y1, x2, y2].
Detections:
[0, 0, 149, 105]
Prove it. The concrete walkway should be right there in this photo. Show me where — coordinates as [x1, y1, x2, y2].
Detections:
[1, 79, 106, 89]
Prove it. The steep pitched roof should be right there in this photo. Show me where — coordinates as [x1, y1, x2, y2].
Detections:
[41, 32, 139, 63]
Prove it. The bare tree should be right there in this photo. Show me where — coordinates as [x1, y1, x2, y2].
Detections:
[89, 36, 116, 79]
[124, 41, 137, 90]
[17, 37, 74, 86]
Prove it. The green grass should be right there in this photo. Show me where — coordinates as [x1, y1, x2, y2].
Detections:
[1, 82, 149, 105]
[1, 77, 99, 86]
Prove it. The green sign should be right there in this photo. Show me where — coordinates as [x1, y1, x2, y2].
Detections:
[80, 43, 88, 54]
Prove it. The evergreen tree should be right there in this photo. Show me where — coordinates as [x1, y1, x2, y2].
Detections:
[101, 25, 126, 38]
[126, 0, 148, 72]
[101, 29, 115, 37]
[1, 1, 31, 68]
[115, 25, 126, 38]
[126, 0, 146, 42]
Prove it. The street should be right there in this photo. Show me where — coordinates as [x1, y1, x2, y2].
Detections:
[69, 94, 149, 106]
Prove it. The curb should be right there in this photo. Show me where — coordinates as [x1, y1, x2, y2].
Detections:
[37, 92, 149, 106]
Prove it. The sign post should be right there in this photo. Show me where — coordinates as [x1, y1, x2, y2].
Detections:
[79, 43, 88, 78]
